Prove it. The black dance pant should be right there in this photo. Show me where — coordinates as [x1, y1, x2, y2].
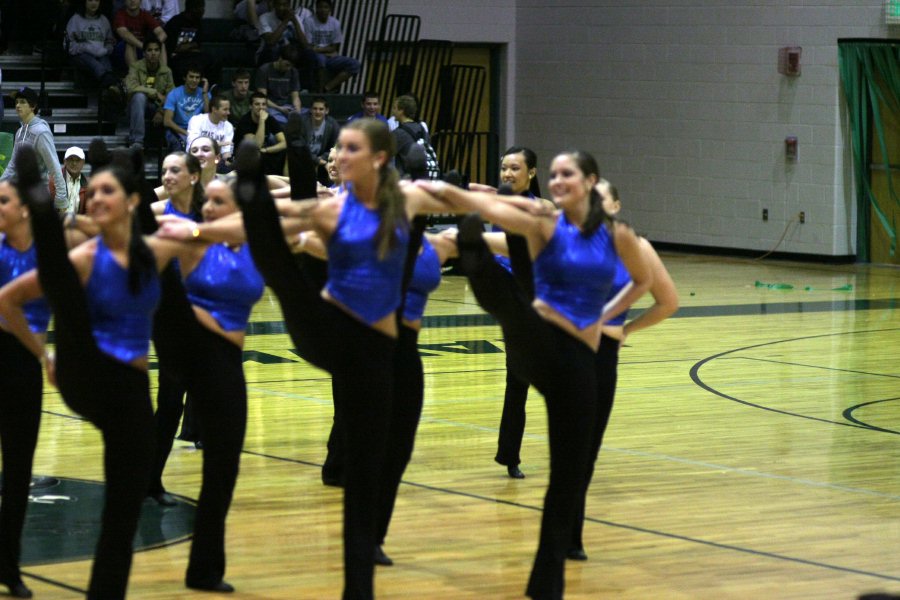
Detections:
[495, 354, 529, 467]
[29, 200, 154, 600]
[239, 189, 395, 600]
[148, 371, 200, 496]
[0, 331, 42, 585]
[495, 233, 534, 468]
[184, 326, 247, 587]
[570, 334, 619, 551]
[460, 228, 596, 600]
[151, 263, 247, 587]
[325, 324, 424, 546]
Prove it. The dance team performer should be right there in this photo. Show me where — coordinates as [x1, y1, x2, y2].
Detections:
[567, 178, 679, 561]
[488, 146, 552, 479]
[147, 150, 205, 505]
[0, 178, 51, 599]
[151, 175, 264, 592]
[164, 121, 453, 599]
[0, 145, 188, 600]
[415, 149, 652, 600]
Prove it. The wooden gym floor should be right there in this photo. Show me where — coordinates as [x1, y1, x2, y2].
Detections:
[17, 252, 900, 599]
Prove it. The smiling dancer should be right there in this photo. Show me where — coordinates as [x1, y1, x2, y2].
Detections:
[169, 121, 452, 599]
[566, 179, 678, 562]
[0, 145, 188, 600]
[415, 150, 652, 600]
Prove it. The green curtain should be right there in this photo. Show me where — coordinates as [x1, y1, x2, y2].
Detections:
[838, 40, 900, 260]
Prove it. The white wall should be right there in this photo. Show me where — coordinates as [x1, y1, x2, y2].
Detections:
[214, 1, 896, 256]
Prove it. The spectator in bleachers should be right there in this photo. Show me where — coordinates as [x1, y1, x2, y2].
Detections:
[48, 146, 89, 216]
[65, 0, 122, 99]
[233, 0, 270, 32]
[187, 95, 234, 168]
[303, 0, 359, 93]
[142, 0, 178, 25]
[113, 0, 167, 68]
[235, 91, 286, 175]
[389, 93, 430, 135]
[391, 94, 433, 177]
[163, 66, 209, 151]
[125, 37, 174, 148]
[346, 91, 389, 126]
[164, 0, 217, 84]
[257, 0, 317, 88]
[0, 87, 67, 212]
[256, 45, 302, 125]
[221, 69, 252, 126]
[295, 96, 338, 178]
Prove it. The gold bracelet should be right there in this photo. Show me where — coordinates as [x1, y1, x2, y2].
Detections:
[191, 226, 201, 239]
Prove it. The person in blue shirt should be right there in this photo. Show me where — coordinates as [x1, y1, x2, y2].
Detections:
[162, 67, 209, 151]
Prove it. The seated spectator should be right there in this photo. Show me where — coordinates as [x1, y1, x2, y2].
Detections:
[125, 38, 174, 148]
[163, 66, 209, 151]
[164, 0, 217, 84]
[113, 0, 167, 68]
[66, 0, 121, 98]
[292, 96, 337, 180]
[389, 93, 430, 135]
[233, 0, 270, 31]
[257, 0, 316, 86]
[48, 146, 89, 216]
[221, 69, 252, 126]
[345, 91, 389, 126]
[303, 0, 359, 93]
[257, 45, 302, 125]
[187, 95, 234, 168]
[142, 0, 178, 25]
[235, 91, 286, 175]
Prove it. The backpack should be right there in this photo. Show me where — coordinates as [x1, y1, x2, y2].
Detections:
[398, 122, 441, 180]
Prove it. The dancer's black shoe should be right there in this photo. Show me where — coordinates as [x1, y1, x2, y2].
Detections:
[374, 546, 393, 566]
[507, 465, 525, 479]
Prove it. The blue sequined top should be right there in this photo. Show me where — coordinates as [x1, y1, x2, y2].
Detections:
[603, 258, 632, 326]
[0, 235, 50, 333]
[402, 237, 441, 323]
[325, 187, 408, 325]
[533, 214, 617, 330]
[84, 238, 160, 362]
[185, 243, 264, 331]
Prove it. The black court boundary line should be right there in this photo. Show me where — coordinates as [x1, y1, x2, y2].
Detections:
[240, 449, 900, 584]
[843, 397, 900, 434]
[690, 327, 900, 430]
[21, 571, 85, 596]
[734, 356, 900, 379]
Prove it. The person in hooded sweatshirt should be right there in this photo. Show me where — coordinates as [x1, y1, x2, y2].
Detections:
[0, 87, 67, 213]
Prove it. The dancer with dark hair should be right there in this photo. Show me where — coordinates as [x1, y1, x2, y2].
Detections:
[415, 150, 652, 600]
[152, 175, 263, 592]
[162, 122, 451, 599]
[0, 144, 186, 600]
[489, 146, 551, 479]
[567, 179, 679, 562]
[0, 178, 51, 599]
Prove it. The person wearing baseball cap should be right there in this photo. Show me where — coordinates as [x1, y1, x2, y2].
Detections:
[49, 146, 89, 216]
[0, 87, 67, 213]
